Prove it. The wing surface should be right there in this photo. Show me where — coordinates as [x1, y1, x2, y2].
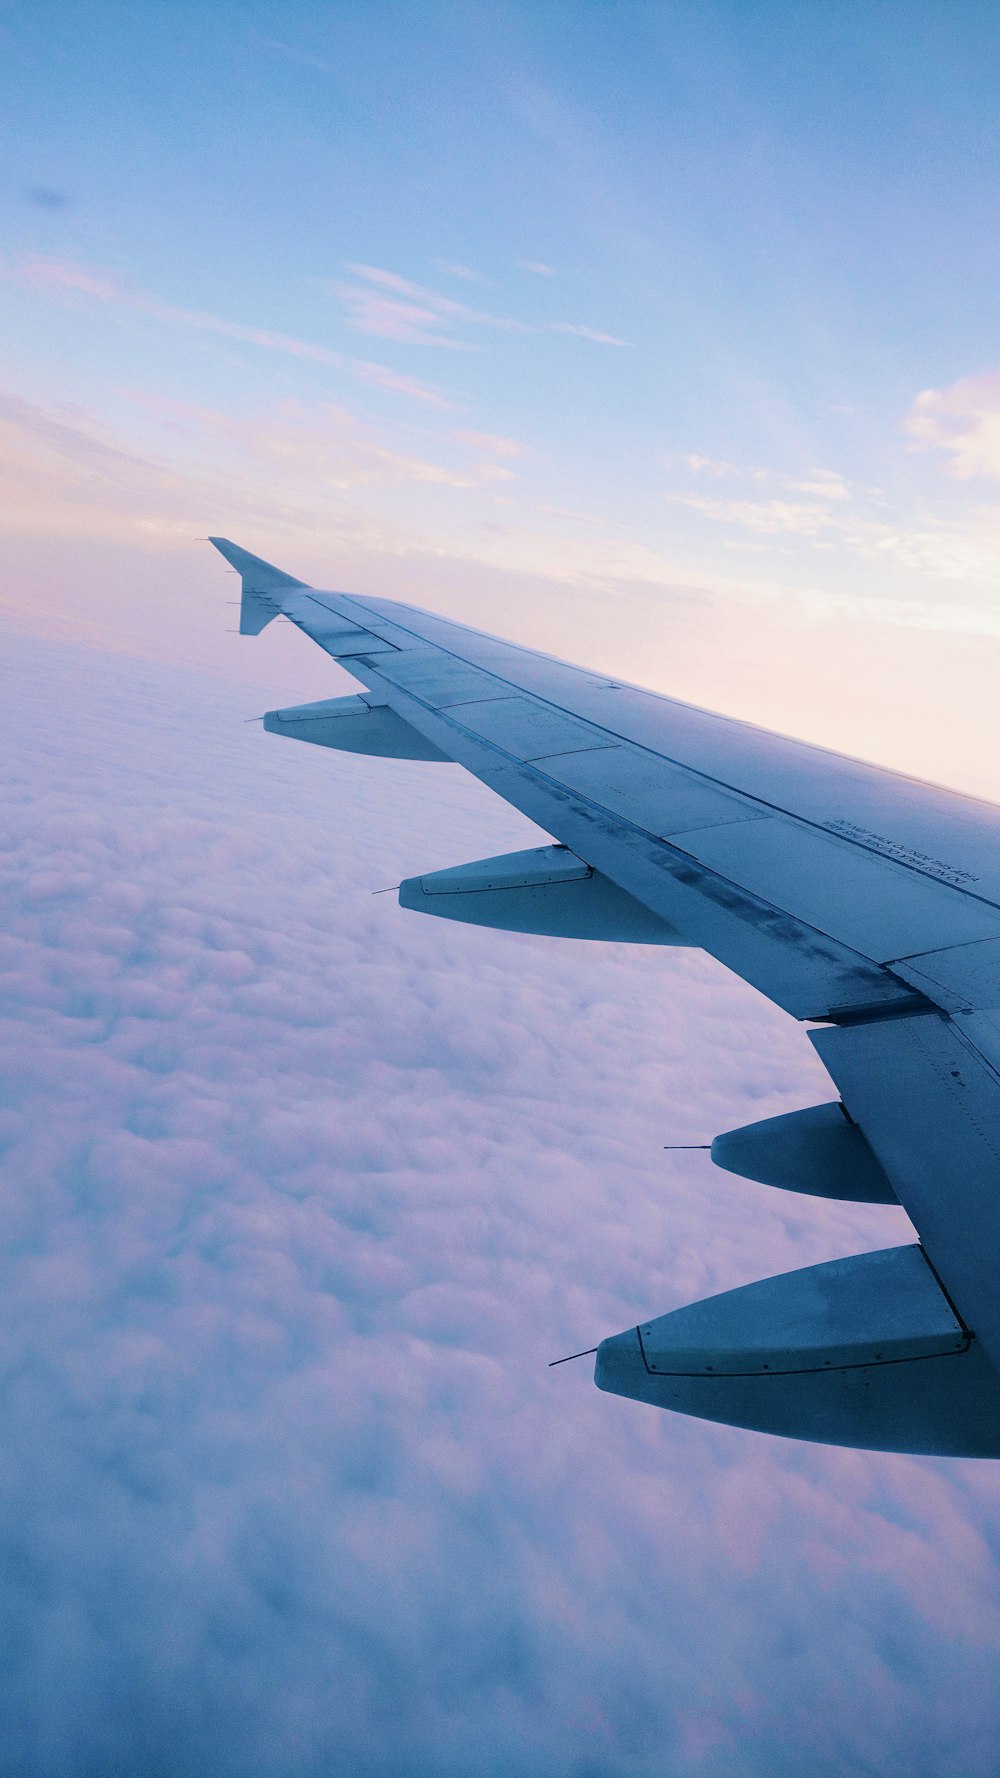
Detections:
[212, 538, 1000, 1454]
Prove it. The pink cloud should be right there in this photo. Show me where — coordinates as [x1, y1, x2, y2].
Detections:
[906, 372, 1000, 478]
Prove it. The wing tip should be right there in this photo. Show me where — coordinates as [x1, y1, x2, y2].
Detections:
[206, 537, 309, 590]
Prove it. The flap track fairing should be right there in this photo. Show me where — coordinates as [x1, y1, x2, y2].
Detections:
[398, 845, 690, 943]
[710, 1100, 898, 1203]
[263, 695, 449, 762]
[595, 1245, 1000, 1455]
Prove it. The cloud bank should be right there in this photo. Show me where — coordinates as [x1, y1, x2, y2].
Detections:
[1, 621, 999, 1776]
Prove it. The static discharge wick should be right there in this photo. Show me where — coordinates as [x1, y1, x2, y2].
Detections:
[548, 1347, 599, 1368]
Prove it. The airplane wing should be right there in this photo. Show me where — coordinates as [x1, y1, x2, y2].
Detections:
[211, 536, 1000, 1457]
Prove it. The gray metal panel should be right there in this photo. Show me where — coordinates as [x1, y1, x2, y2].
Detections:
[533, 744, 766, 838]
[812, 1013, 1000, 1373]
[952, 1009, 1000, 1076]
[891, 938, 1000, 1012]
[305, 595, 429, 652]
[445, 696, 614, 761]
[369, 648, 509, 709]
[671, 817, 1000, 962]
[297, 598, 399, 655]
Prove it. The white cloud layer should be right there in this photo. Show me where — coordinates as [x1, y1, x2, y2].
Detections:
[1, 621, 999, 1776]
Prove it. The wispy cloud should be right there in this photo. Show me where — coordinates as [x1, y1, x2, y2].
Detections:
[550, 321, 626, 346]
[906, 372, 1000, 478]
[676, 455, 847, 497]
[432, 260, 486, 283]
[667, 492, 843, 538]
[332, 263, 626, 349]
[666, 458, 855, 536]
[333, 286, 477, 350]
[518, 260, 556, 277]
[453, 429, 524, 458]
[336, 263, 525, 346]
[350, 363, 453, 410]
[4, 256, 456, 410]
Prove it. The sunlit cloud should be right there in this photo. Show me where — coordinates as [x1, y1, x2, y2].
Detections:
[906, 372, 1000, 479]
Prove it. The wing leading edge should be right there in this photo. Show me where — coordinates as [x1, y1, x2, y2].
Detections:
[212, 537, 1000, 1456]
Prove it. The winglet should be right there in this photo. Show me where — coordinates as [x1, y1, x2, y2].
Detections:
[208, 537, 310, 636]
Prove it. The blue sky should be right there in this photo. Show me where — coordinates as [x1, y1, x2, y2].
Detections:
[6, 0, 1000, 702]
[4, 6, 1000, 1773]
